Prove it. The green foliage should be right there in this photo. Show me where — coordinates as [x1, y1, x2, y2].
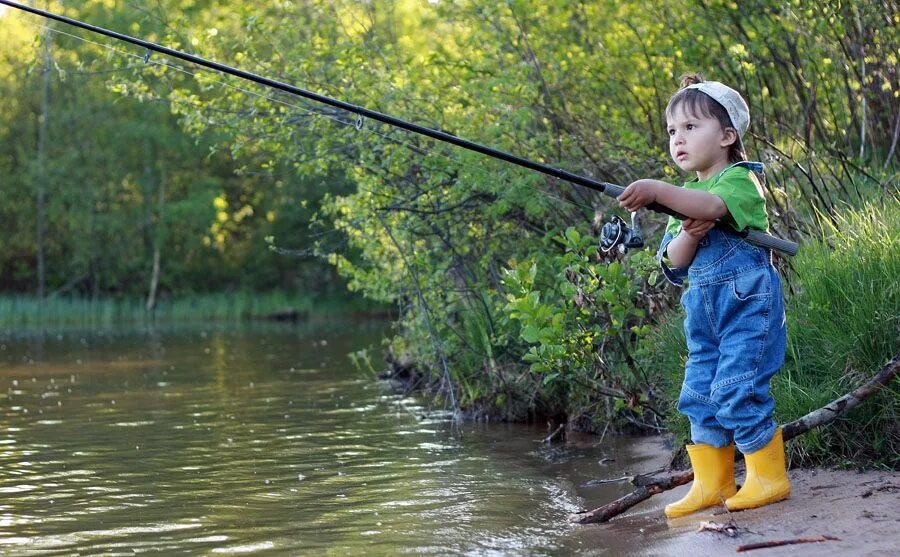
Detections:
[0, 2, 351, 300]
[501, 227, 661, 419]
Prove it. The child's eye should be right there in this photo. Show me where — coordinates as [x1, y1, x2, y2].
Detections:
[667, 129, 675, 136]
[686, 124, 695, 130]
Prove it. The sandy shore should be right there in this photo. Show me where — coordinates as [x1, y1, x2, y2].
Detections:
[581, 436, 900, 556]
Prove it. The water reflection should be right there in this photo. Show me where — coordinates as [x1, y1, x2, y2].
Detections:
[0, 322, 662, 555]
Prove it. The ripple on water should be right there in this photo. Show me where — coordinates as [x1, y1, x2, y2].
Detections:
[210, 540, 276, 553]
[0, 325, 648, 555]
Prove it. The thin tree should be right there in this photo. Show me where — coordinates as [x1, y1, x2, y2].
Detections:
[35, 18, 52, 299]
[146, 161, 166, 312]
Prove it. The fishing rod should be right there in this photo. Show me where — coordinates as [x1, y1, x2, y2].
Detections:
[0, 0, 799, 256]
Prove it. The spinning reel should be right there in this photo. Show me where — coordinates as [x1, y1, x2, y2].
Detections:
[600, 212, 644, 254]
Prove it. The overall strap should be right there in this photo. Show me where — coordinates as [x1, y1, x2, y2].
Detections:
[712, 161, 765, 184]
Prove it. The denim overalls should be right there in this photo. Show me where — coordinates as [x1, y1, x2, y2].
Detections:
[658, 166, 787, 454]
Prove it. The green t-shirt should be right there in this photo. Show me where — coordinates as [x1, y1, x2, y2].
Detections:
[664, 164, 769, 236]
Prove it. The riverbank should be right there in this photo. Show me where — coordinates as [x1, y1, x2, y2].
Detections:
[378, 362, 899, 554]
[579, 435, 899, 556]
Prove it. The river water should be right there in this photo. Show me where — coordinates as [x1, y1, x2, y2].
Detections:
[0, 321, 672, 555]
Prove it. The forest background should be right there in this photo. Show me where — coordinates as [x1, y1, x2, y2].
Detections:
[0, 0, 896, 466]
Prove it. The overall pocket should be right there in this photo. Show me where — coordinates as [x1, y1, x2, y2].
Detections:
[731, 267, 772, 301]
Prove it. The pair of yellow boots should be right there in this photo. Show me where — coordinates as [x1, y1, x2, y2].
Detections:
[665, 428, 791, 518]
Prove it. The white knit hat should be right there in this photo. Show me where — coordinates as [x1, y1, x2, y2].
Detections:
[686, 81, 750, 148]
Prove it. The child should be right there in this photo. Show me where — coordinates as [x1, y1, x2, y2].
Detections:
[617, 74, 790, 517]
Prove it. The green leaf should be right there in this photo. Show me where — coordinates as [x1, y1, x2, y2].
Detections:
[521, 325, 541, 343]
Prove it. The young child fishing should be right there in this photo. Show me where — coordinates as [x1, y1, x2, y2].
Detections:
[617, 74, 790, 517]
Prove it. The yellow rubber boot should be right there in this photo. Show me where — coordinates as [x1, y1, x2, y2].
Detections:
[726, 427, 791, 511]
[664, 443, 737, 518]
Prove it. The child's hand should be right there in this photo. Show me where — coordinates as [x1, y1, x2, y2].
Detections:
[681, 218, 716, 240]
[618, 179, 659, 212]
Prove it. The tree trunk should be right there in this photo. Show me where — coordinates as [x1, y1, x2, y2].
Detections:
[35, 23, 52, 299]
[571, 354, 900, 524]
[88, 170, 100, 300]
[142, 139, 154, 262]
[146, 165, 166, 312]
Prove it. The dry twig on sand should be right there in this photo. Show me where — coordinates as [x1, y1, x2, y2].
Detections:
[736, 535, 841, 552]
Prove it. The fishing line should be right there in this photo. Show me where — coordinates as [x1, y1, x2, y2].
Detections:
[1, 0, 798, 255]
[1, 2, 635, 197]
[24, 22, 399, 256]
[26, 18, 596, 221]
[29, 23, 457, 177]
[25, 18, 599, 240]
[28, 22, 348, 127]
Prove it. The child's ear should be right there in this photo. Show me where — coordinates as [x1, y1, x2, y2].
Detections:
[721, 127, 738, 148]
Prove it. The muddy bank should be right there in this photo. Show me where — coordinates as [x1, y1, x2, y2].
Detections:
[578, 436, 899, 556]
[378, 357, 898, 554]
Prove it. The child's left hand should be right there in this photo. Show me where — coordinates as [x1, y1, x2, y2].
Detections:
[618, 179, 659, 212]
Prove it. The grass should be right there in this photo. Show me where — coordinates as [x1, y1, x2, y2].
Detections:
[0, 290, 388, 328]
[641, 199, 899, 467]
[776, 200, 899, 467]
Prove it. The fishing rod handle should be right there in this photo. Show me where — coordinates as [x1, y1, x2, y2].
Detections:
[743, 229, 800, 256]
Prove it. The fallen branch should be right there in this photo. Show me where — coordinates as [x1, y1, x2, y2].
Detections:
[571, 353, 899, 524]
[781, 353, 899, 439]
[542, 423, 566, 444]
[737, 535, 840, 552]
[582, 475, 634, 487]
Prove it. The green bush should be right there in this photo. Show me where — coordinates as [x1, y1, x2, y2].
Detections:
[501, 228, 664, 425]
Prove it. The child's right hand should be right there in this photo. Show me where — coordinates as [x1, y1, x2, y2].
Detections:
[681, 218, 716, 240]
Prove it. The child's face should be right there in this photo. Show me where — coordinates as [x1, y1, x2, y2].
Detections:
[667, 104, 735, 175]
